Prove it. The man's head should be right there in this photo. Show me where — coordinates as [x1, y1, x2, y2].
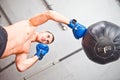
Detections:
[36, 31, 54, 44]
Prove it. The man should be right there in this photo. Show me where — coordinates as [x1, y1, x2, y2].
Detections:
[0, 10, 86, 72]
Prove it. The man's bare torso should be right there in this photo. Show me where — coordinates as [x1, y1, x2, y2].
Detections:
[1, 20, 37, 58]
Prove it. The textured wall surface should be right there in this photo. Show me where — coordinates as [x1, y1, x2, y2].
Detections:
[0, 0, 120, 80]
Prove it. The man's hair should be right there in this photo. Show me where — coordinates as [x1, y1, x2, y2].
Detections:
[46, 31, 55, 44]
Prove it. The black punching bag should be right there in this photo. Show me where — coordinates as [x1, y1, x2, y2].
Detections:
[82, 21, 120, 64]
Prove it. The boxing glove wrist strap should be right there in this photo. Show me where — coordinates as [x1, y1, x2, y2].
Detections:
[35, 53, 44, 60]
[67, 19, 77, 29]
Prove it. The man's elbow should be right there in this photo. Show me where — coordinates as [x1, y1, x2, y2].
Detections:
[17, 68, 25, 72]
[16, 64, 27, 72]
[45, 10, 56, 19]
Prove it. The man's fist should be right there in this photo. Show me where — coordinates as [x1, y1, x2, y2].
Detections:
[34, 43, 49, 60]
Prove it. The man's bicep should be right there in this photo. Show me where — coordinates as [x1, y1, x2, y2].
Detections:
[15, 53, 28, 63]
[29, 11, 50, 26]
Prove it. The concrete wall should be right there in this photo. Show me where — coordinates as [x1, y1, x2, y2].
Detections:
[0, 0, 120, 80]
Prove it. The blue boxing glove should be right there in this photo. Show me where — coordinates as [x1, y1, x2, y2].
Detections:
[34, 43, 49, 60]
[67, 19, 87, 39]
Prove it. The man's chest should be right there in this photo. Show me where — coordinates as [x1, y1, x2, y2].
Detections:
[14, 40, 31, 54]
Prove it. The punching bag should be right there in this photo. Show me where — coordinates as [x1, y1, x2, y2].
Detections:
[82, 21, 120, 64]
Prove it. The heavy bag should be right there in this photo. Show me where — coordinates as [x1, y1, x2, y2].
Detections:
[82, 21, 120, 64]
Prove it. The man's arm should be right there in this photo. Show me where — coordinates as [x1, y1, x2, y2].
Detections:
[15, 43, 49, 72]
[29, 10, 69, 26]
[15, 53, 38, 72]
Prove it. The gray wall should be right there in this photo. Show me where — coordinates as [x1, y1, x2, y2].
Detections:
[0, 0, 120, 80]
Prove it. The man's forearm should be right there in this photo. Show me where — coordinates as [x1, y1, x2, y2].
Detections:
[47, 10, 69, 24]
[29, 10, 69, 26]
[16, 56, 38, 72]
